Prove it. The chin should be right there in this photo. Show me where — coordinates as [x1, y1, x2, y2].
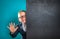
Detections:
[23, 21, 26, 24]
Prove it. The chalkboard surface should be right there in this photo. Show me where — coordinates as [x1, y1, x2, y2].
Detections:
[27, 0, 60, 39]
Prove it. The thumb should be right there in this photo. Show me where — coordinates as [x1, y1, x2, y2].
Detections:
[15, 27, 18, 31]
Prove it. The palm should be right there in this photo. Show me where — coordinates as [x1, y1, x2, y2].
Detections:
[8, 22, 18, 33]
[9, 23, 15, 33]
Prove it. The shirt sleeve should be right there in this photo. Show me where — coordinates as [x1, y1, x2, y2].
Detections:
[10, 26, 19, 38]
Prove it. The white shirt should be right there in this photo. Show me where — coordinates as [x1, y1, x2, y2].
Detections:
[22, 22, 26, 32]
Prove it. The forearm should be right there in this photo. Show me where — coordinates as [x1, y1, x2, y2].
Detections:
[10, 28, 18, 38]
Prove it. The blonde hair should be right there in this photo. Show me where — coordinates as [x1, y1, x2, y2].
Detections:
[18, 10, 26, 22]
[18, 10, 26, 18]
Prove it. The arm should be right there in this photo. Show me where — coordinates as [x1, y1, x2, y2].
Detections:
[8, 22, 19, 38]
[19, 28, 26, 39]
[10, 27, 19, 38]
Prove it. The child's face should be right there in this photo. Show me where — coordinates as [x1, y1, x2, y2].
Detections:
[18, 12, 26, 24]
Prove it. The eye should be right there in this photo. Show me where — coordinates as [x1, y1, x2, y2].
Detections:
[19, 16, 25, 18]
[21, 16, 24, 18]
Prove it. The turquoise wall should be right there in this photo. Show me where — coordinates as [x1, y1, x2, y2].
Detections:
[0, 0, 26, 39]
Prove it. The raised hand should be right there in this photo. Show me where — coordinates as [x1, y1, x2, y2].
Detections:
[7, 22, 18, 33]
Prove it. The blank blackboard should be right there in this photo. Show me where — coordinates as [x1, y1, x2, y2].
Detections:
[27, 0, 60, 39]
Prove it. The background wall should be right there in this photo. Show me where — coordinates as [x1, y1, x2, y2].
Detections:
[0, 0, 26, 39]
[27, 0, 60, 39]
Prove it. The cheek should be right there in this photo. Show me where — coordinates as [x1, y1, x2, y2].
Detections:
[19, 18, 21, 22]
[23, 18, 26, 21]
[18, 18, 26, 23]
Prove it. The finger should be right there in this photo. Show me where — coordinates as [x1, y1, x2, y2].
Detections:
[11, 22, 13, 25]
[9, 22, 14, 26]
[16, 27, 18, 29]
[14, 23, 15, 26]
[9, 23, 12, 27]
[11, 22, 14, 26]
[7, 26, 10, 29]
[15, 27, 18, 31]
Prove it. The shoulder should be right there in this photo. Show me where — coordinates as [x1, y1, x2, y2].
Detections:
[16, 23, 22, 27]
